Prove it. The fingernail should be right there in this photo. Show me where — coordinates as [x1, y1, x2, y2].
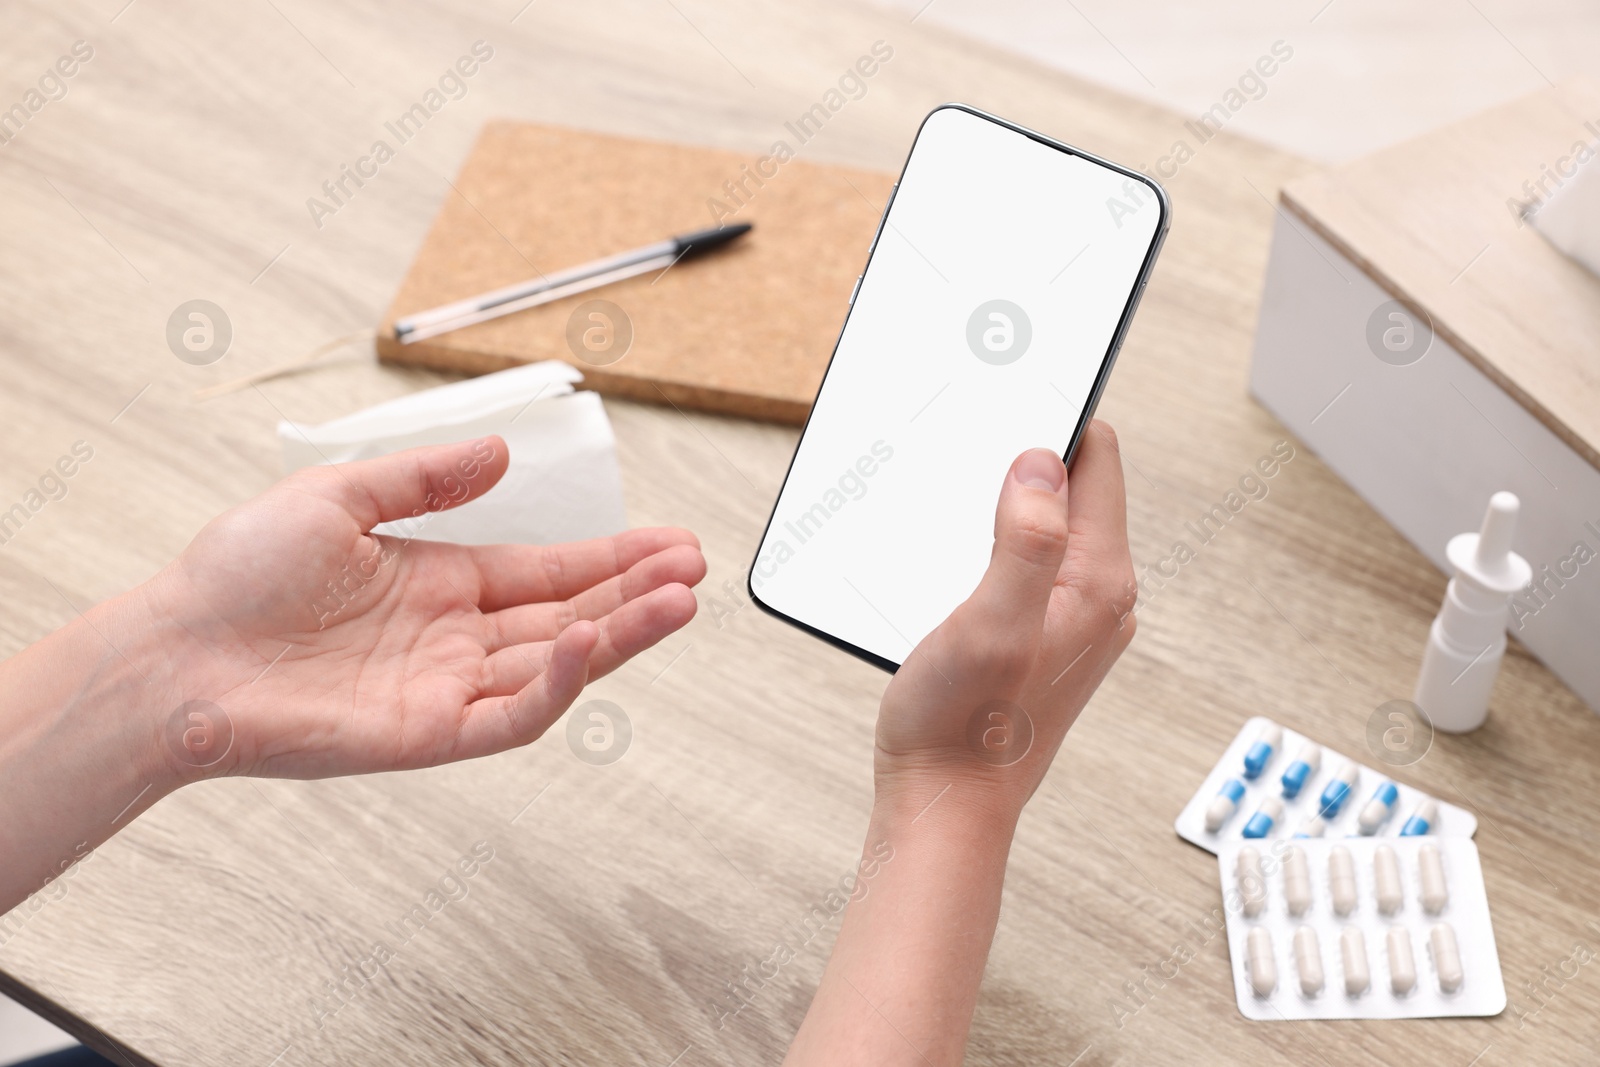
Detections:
[1014, 448, 1065, 492]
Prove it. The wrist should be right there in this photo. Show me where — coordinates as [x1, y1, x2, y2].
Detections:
[0, 586, 188, 909]
[100, 573, 241, 787]
[68, 588, 192, 796]
[870, 770, 1023, 847]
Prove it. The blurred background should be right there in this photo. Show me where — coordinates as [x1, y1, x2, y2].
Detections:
[2, 0, 1597, 1061]
[859, 0, 1599, 161]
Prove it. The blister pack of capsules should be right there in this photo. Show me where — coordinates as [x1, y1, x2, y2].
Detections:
[1175, 717, 1477, 853]
[1216, 837, 1505, 1019]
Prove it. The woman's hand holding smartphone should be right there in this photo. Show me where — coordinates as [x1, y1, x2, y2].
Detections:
[873, 426, 1137, 820]
[786, 426, 1138, 1066]
[774, 102, 1161, 1064]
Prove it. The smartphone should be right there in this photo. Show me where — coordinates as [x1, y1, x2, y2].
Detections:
[748, 103, 1169, 671]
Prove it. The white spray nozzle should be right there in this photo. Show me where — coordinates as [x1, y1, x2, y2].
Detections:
[1475, 491, 1519, 566]
[1446, 491, 1532, 595]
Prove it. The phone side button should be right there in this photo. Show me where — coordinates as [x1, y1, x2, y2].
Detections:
[849, 274, 862, 304]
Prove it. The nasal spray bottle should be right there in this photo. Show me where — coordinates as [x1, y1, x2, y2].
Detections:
[1413, 492, 1531, 733]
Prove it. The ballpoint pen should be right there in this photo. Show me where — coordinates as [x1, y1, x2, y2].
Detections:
[394, 222, 753, 343]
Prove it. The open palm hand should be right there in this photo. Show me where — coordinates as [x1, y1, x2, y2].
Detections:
[133, 436, 703, 779]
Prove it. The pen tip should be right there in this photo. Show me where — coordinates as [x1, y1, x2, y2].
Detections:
[673, 222, 753, 258]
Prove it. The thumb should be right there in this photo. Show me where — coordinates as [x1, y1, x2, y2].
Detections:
[299, 436, 510, 533]
[947, 448, 1069, 665]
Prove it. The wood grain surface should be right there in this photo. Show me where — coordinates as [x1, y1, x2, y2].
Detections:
[1, 2, 1598, 1065]
[1282, 79, 1600, 471]
[375, 121, 897, 424]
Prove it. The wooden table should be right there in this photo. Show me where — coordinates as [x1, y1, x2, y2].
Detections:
[2, 2, 1596, 1064]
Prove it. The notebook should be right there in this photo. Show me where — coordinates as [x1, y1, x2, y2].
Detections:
[377, 120, 897, 424]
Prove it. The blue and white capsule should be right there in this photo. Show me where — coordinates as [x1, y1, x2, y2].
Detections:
[1358, 781, 1401, 834]
[1242, 724, 1282, 780]
[1293, 815, 1326, 838]
[1241, 796, 1284, 839]
[1280, 742, 1322, 799]
[1399, 799, 1438, 837]
[1318, 762, 1360, 819]
[1205, 778, 1248, 832]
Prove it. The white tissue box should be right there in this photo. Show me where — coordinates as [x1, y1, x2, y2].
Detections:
[1249, 84, 1600, 715]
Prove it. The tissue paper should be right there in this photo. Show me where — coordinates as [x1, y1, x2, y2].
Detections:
[278, 361, 628, 545]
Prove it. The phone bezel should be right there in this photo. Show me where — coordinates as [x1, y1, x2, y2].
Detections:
[745, 102, 1171, 673]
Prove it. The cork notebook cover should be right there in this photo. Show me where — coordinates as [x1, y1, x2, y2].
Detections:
[376, 120, 897, 425]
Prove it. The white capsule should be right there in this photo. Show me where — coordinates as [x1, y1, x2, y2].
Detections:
[1388, 926, 1417, 995]
[1237, 846, 1267, 917]
[1294, 925, 1324, 996]
[1282, 845, 1312, 916]
[1341, 926, 1370, 996]
[1329, 845, 1358, 916]
[1430, 922, 1464, 993]
[1374, 845, 1403, 915]
[1419, 843, 1449, 914]
[1248, 926, 1278, 997]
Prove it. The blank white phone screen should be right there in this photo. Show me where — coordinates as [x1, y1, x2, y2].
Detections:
[750, 106, 1164, 667]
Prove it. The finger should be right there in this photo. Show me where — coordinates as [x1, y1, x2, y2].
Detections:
[453, 620, 599, 760]
[469, 527, 702, 612]
[1040, 423, 1138, 676]
[482, 544, 706, 648]
[294, 436, 510, 532]
[1064, 420, 1131, 568]
[588, 581, 698, 676]
[477, 583, 698, 696]
[940, 448, 1070, 665]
